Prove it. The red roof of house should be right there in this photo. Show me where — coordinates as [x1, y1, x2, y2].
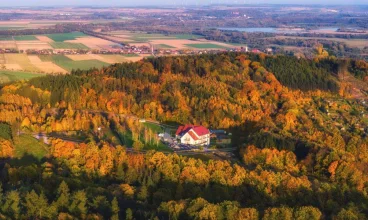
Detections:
[176, 125, 210, 137]
[188, 130, 199, 140]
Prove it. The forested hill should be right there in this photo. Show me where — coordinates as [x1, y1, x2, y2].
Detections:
[0, 53, 367, 219]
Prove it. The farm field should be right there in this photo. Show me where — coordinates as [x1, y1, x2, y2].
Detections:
[0, 70, 44, 84]
[155, 44, 176, 49]
[66, 54, 131, 64]
[103, 31, 236, 50]
[45, 32, 87, 42]
[50, 42, 90, 49]
[185, 43, 229, 49]
[0, 32, 119, 52]
[28, 55, 68, 74]
[16, 41, 53, 50]
[103, 31, 196, 43]
[273, 36, 368, 49]
[65, 36, 120, 49]
[0, 41, 16, 49]
[13, 35, 38, 41]
[4, 54, 41, 72]
[39, 55, 109, 71]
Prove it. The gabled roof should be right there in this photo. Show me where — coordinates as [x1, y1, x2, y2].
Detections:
[176, 125, 210, 137]
[188, 130, 199, 140]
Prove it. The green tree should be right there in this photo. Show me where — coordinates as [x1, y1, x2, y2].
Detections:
[69, 190, 88, 218]
[24, 190, 50, 219]
[294, 206, 322, 220]
[111, 197, 119, 220]
[137, 185, 148, 202]
[2, 191, 20, 219]
[56, 181, 70, 212]
[126, 208, 133, 220]
[263, 207, 293, 220]
[0, 123, 12, 141]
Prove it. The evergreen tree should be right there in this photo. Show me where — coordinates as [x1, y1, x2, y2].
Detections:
[126, 208, 133, 220]
[111, 197, 119, 220]
[56, 181, 70, 212]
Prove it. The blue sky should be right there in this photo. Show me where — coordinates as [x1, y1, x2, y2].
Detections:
[0, 0, 366, 6]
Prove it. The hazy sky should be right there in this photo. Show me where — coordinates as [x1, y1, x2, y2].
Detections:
[0, 0, 366, 6]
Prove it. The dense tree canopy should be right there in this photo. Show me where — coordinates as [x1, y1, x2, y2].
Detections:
[0, 52, 367, 219]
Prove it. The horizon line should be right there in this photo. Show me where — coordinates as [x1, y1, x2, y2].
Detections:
[0, 3, 367, 7]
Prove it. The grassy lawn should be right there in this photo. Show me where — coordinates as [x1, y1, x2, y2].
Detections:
[50, 42, 89, 49]
[13, 134, 49, 161]
[143, 143, 173, 152]
[185, 43, 229, 49]
[13, 35, 38, 41]
[45, 32, 87, 42]
[143, 122, 163, 133]
[0, 70, 44, 83]
[174, 34, 203, 39]
[39, 55, 108, 71]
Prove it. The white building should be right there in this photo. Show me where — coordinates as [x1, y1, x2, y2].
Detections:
[175, 125, 210, 146]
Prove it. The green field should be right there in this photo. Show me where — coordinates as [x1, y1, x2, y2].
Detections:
[14, 134, 49, 161]
[13, 35, 38, 41]
[0, 70, 44, 84]
[185, 43, 229, 49]
[39, 55, 108, 71]
[46, 32, 87, 42]
[121, 54, 140, 57]
[0, 36, 14, 41]
[155, 44, 176, 49]
[174, 34, 203, 39]
[50, 42, 89, 49]
[143, 122, 163, 133]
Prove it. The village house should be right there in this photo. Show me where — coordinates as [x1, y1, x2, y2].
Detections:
[175, 125, 210, 146]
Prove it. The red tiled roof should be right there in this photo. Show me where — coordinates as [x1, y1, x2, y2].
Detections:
[176, 125, 210, 137]
[188, 130, 199, 140]
[192, 126, 210, 136]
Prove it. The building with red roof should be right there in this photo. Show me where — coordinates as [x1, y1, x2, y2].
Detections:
[175, 125, 210, 146]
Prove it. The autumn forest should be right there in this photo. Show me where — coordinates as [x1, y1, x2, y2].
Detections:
[0, 52, 368, 219]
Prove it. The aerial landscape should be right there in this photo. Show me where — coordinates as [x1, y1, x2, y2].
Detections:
[0, 0, 367, 219]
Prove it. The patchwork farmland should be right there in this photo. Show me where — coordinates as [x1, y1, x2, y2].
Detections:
[0, 32, 147, 78]
[101, 31, 238, 50]
[0, 31, 240, 82]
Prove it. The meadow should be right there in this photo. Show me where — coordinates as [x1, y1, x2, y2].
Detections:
[45, 32, 87, 42]
[39, 55, 109, 71]
[0, 70, 44, 84]
[13, 134, 49, 161]
[50, 42, 90, 49]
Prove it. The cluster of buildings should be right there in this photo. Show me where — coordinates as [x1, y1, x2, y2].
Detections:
[166, 124, 231, 148]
